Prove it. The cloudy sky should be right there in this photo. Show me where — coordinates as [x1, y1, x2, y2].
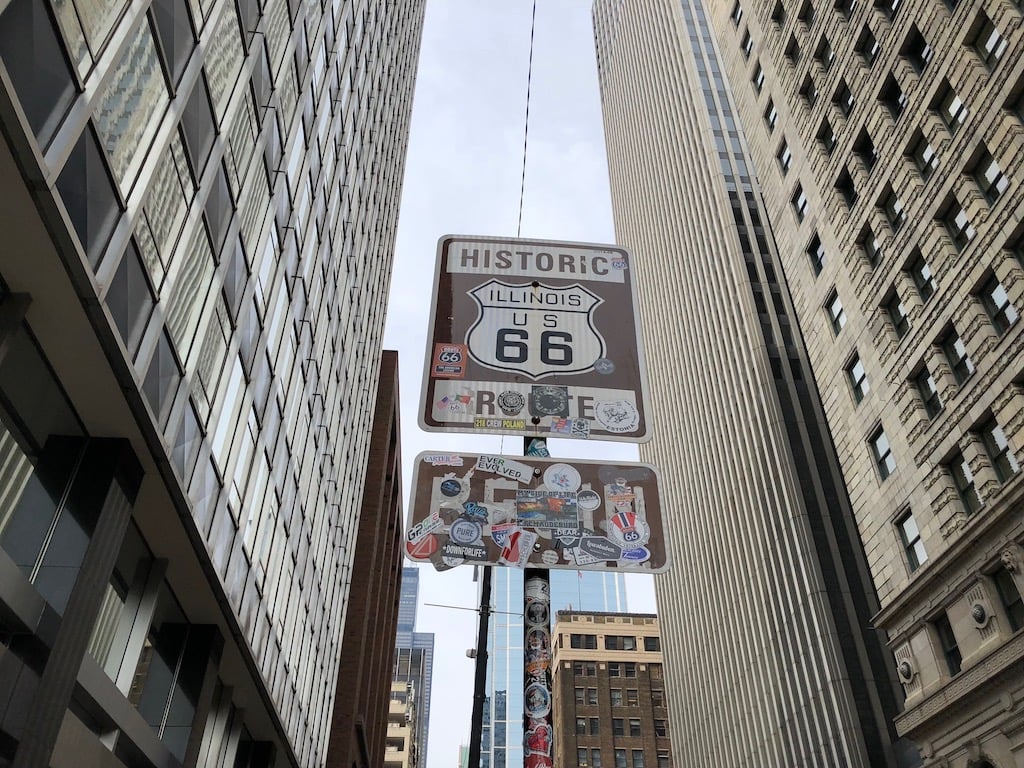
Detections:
[382, 2, 657, 764]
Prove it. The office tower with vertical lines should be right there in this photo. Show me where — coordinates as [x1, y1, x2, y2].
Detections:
[0, 0, 423, 766]
[391, 568, 435, 765]
[594, 0, 1024, 765]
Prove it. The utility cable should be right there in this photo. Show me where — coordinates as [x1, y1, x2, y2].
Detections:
[516, 0, 537, 238]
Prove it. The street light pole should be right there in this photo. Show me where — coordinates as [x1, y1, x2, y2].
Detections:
[466, 565, 492, 767]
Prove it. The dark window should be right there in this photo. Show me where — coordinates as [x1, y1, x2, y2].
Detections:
[0, 0, 77, 148]
[771, 0, 785, 23]
[777, 140, 792, 174]
[814, 35, 835, 70]
[741, 28, 753, 58]
[204, 164, 234, 255]
[836, 168, 857, 207]
[807, 233, 826, 275]
[785, 34, 801, 64]
[871, 427, 896, 480]
[632, 750, 645, 768]
[979, 274, 1018, 334]
[798, 0, 815, 23]
[853, 129, 877, 171]
[764, 99, 778, 132]
[578, 748, 588, 767]
[605, 635, 637, 651]
[978, 417, 1020, 482]
[571, 634, 598, 649]
[657, 753, 671, 768]
[938, 196, 975, 250]
[611, 689, 623, 707]
[151, 0, 195, 86]
[835, 0, 857, 20]
[655, 720, 668, 737]
[651, 689, 665, 707]
[753, 62, 766, 92]
[817, 118, 837, 154]
[858, 224, 882, 267]
[56, 127, 122, 268]
[799, 74, 818, 107]
[624, 662, 638, 677]
[934, 613, 962, 675]
[615, 750, 627, 768]
[972, 147, 1009, 203]
[874, 0, 900, 20]
[826, 291, 846, 334]
[577, 717, 588, 735]
[897, 510, 927, 571]
[143, 329, 182, 426]
[626, 689, 639, 706]
[588, 687, 598, 705]
[609, 662, 623, 677]
[629, 718, 642, 736]
[792, 184, 809, 221]
[900, 25, 932, 72]
[933, 80, 967, 132]
[968, 12, 1007, 67]
[106, 240, 155, 354]
[590, 717, 600, 735]
[879, 73, 908, 119]
[182, 77, 217, 176]
[884, 290, 909, 338]
[907, 130, 938, 178]
[613, 718, 625, 736]
[914, 366, 942, 418]
[948, 449, 981, 513]
[833, 79, 855, 117]
[644, 636, 661, 651]
[906, 251, 936, 303]
[879, 186, 906, 231]
[856, 24, 880, 64]
[847, 353, 869, 402]
[575, 687, 585, 704]
[941, 329, 974, 384]
[593, 750, 603, 768]
[994, 569, 1024, 632]
[731, 0, 744, 24]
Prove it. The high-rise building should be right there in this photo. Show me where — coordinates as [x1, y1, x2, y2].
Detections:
[480, 569, 627, 768]
[594, 0, 1024, 766]
[392, 567, 435, 765]
[386, 679, 419, 768]
[0, 0, 424, 766]
[551, 612, 671, 768]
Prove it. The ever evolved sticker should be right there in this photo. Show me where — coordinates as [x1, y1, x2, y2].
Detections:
[406, 452, 668, 572]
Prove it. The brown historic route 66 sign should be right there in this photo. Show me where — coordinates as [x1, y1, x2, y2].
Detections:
[419, 235, 652, 443]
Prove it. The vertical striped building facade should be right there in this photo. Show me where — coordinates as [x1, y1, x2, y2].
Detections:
[0, 0, 423, 766]
[593, 0, 1024, 765]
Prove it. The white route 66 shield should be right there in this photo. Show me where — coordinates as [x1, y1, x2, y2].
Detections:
[465, 280, 606, 379]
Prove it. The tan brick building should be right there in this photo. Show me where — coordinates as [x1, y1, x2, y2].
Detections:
[552, 612, 672, 768]
[594, 0, 1024, 766]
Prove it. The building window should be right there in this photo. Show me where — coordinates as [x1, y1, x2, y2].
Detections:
[879, 186, 906, 231]
[610, 689, 623, 707]
[856, 24, 880, 64]
[907, 130, 938, 178]
[979, 274, 1018, 334]
[933, 80, 968, 132]
[626, 689, 639, 706]
[651, 689, 665, 707]
[859, 225, 882, 267]
[777, 140, 793, 174]
[590, 717, 600, 735]
[994, 569, 1024, 632]
[826, 291, 847, 334]
[731, 0, 744, 24]
[800, 74, 818, 107]
[969, 12, 1007, 68]
[792, 184, 809, 221]
[798, 0, 815, 22]
[941, 329, 975, 384]
[906, 251, 936, 303]
[593, 750, 603, 768]
[613, 718, 625, 736]
[814, 35, 835, 70]
[579, 748, 590, 767]
[785, 34, 801, 64]
[605, 635, 637, 651]
[972, 147, 1009, 203]
[625, 662, 637, 677]
[571, 633, 598, 649]
[644, 636, 661, 651]
[853, 128, 877, 171]
[934, 613, 962, 675]
[657, 752, 671, 768]
[914, 366, 942, 418]
[938, 196, 976, 250]
[576, 687, 585, 704]
[609, 662, 623, 677]
[947, 449, 982, 513]
[901, 26, 932, 72]
[884, 290, 910, 338]
[897, 510, 928, 571]
[847, 353, 870, 402]
[615, 750, 628, 768]
[575, 661, 598, 676]
[836, 168, 858, 207]
[834, 79, 855, 117]
[629, 718, 642, 737]
[807, 233, 826, 274]
[879, 73, 908, 119]
[817, 118, 837, 154]
[577, 717, 588, 735]
[765, 99, 778, 132]
[978, 417, 1020, 482]
[772, 0, 786, 23]
[741, 28, 753, 57]
[655, 720, 668, 737]
[632, 750, 645, 768]
[753, 62, 766, 93]
[835, 0, 858, 20]
[871, 427, 896, 480]
[874, 0, 900, 20]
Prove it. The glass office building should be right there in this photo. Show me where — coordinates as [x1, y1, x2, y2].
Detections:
[393, 568, 435, 762]
[0, 0, 424, 766]
[480, 568, 627, 768]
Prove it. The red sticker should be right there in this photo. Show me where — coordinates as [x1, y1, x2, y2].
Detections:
[406, 533, 438, 559]
[432, 343, 467, 379]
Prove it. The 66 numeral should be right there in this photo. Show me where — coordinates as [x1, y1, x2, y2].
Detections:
[495, 329, 573, 365]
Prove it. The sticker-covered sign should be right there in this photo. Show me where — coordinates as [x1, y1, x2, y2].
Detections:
[405, 451, 669, 572]
[419, 235, 652, 442]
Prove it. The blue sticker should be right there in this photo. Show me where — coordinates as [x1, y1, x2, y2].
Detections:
[620, 547, 650, 563]
[440, 478, 462, 497]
